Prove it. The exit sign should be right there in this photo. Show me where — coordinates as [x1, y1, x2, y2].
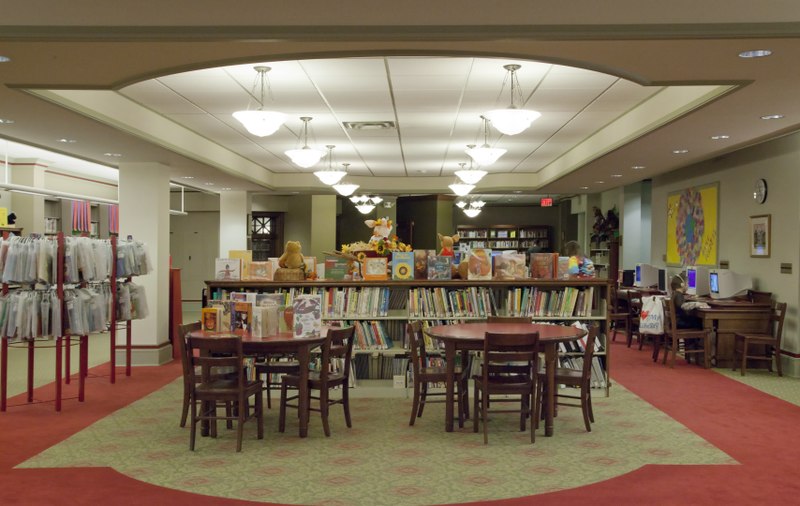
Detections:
[540, 197, 553, 207]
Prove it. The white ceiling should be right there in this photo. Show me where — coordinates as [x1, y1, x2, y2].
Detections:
[120, 57, 662, 180]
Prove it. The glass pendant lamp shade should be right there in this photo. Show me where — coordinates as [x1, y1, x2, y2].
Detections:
[483, 64, 540, 136]
[314, 145, 347, 185]
[455, 167, 488, 184]
[232, 66, 287, 137]
[369, 196, 383, 204]
[455, 200, 468, 209]
[483, 108, 541, 136]
[355, 203, 376, 214]
[333, 183, 360, 196]
[463, 208, 481, 218]
[465, 145, 506, 166]
[285, 117, 324, 168]
[449, 183, 475, 196]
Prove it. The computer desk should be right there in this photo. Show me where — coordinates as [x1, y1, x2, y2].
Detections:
[694, 300, 772, 368]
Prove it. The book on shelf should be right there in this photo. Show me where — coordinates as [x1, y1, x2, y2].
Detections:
[362, 256, 388, 281]
[530, 253, 557, 279]
[201, 307, 222, 332]
[427, 254, 452, 280]
[407, 288, 493, 319]
[413, 250, 428, 280]
[324, 255, 350, 281]
[215, 258, 241, 281]
[292, 294, 322, 338]
[557, 256, 570, 279]
[243, 357, 256, 382]
[230, 291, 257, 305]
[231, 301, 252, 333]
[256, 292, 287, 307]
[228, 250, 252, 280]
[322, 286, 390, 318]
[467, 248, 492, 280]
[303, 256, 317, 276]
[391, 251, 414, 280]
[505, 286, 594, 318]
[494, 252, 527, 279]
[249, 261, 274, 281]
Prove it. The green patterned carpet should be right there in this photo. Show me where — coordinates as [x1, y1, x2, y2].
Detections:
[18, 380, 734, 505]
[714, 367, 800, 407]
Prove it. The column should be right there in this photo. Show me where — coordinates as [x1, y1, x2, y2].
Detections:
[118, 162, 171, 365]
[309, 195, 336, 261]
[219, 190, 248, 257]
[621, 181, 652, 269]
[9, 158, 48, 234]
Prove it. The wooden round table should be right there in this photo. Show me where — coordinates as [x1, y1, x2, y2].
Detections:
[426, 322, 587, 437]
[187, 329, 327, 438]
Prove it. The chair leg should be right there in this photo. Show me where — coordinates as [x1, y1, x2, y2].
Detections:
[587, 389, 595, 423]
[461, 374, 470, 419]
[534, 380, 542, 430]
[703, 337, 711, 369]
[320, 388, 331, 437]
[225, 402, 233, 430]
[180, 383, 190, 428]
[409, 378, 420, 426]
[732, 338, 739, 372]
[482, 384, 489, 445]
[278, 382, 288, 433]
[626, 327, 633, 348]
[342, 382, 352, 428]
[580, 386, 592, 432]
[670, 339, 677, 369]
[741, 340, 748, 376]
[418, 382, 427, 418]
[472, 384, 479, 433]
[235, 397, 245, 452]
[529, 389, 535, 444]
[255, 390, 264, 440]
[456, 380, 464, 429]
[520, 394, 527, 432]
[776, 346, 784, 377]
[189, 397, 197, 451]
[266, 375, 272, 409]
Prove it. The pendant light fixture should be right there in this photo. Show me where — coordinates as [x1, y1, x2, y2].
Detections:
[314, 145, 347, 185]
[449, 181, 475, 196]
[333, 163, 359, 196]
[484, 64, 541, 136]
[285, 117, 325, 168]
[232, 66, 287, 137]
[462, 199, 485, 218]
[465, 117, 506, 166]
[355, 202, 376, 214]
[463, 208, 481, 218]
[454, 159, 487, 185]
[455, 200, 468, 209]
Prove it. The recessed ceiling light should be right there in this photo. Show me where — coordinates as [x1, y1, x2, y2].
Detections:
[631, 165, 645, 170]
[204, 182, 215, 186]
[761, 114, 784, 120]
[610, 174, 622, 178]
[57, 138, 76, 143]
[710, 135, 730, 140]
[594, 181, 605, 184]
[672, 149, 689, 154]
[580, 186, 589, 190]
[103, 152, 122, 157]
[180, 176, 195, 179]
[513, 190, 522, 194]
[0, 118, 14, 125]
[739, 49, 772, 58]
[416, 170, 427, 174]
[221, 187, 232, 191]
[0, 56, 10, 63]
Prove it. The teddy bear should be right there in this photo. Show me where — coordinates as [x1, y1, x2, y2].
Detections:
[365, 218, 393, 244]
[437, 233, 459, 257]
[278, 240, 306, 270]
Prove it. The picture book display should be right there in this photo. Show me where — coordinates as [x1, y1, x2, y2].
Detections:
[413, 250, 429, 280]
[252, 304, 279, 337]
[249, 261, 274, 281]
[228, 250, 252, 280]
[467, 248, 492, 280]
[215, 258, 241, 281]
[392, 251, 414, 280]
[362, 256, 388, 281]
[427, 254, 452, 280]
[231, 301, 252, 333]
[303, 256, 317, 276]
[494, 252, 527, 279]
[557, 256, 570, 279]
[201, 307, 222, 332]
[293, 294, 322, 338]
[208, 300, 233, 330]
[530, 253, 557, 279]
[325, 255, 350, 281]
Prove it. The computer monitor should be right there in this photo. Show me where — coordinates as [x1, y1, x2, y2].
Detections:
[709, 269, 753, 299]
[686, 266, 710, 296]
[657, 268, 667, 292]
[634, 263, 659, 288]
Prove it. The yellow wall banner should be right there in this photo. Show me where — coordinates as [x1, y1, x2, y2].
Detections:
[666, 183, 718, 266]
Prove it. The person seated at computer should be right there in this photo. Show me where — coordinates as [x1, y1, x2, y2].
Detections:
[565, 240, 595, 277]
[670, 276, 702, 329]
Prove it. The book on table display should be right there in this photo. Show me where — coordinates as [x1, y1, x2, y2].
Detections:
[292, 294, 322, 338]
[214, 258, 241, 281]
[249, 261, 274, 281]
[427, 254, 452, 280]
[228, 250, 252, 280]
[230, 292, 257, 305]
[231, 301, 253, 333]
[256, 292, 286, 307]
[201, 307, 222, 332]
[467, 248, 492, 280]
[208, 300, 234, 330]
[391, 251, 414, 280]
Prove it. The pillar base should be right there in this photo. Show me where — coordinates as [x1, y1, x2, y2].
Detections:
[114, 342, 174, 367]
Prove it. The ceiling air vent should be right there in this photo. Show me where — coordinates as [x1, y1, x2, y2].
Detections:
[342, 121, 396, 131]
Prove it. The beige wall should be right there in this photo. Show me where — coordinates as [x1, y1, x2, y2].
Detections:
[650, 132, 800, 374]
[44, 171, 118, 201]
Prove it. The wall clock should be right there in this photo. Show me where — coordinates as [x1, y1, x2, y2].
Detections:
[753, 178, 768, 204]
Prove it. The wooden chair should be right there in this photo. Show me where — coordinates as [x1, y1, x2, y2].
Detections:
[608, 287, 630, 344]
[473, 331, 539, 444]
[623, 290, 643, 348]
[279, 326, 356, 437]
[733, 302, 787, 376]
[255, 355, 300, 409]
[187, 335, 264, 452]
[178, 321, 201, 428]
[536, 326, 598, 432]
[662, 297, 711, 369]
[407, 322, 469, 427]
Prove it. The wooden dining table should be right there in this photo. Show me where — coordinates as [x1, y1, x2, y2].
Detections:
[186, 329, 327, 438]
[425, 322, 588, 437]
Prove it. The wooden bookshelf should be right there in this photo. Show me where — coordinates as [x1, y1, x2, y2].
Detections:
[205, 277, 612, 395]
[456, 224, 552, 252]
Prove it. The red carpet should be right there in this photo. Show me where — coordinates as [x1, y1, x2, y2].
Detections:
[2, 344, 800, 505]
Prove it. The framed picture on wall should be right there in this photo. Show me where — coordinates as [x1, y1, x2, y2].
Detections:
[749, 214, 771, 258]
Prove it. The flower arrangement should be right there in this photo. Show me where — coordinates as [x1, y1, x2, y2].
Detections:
[341, 234, 412, 257]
